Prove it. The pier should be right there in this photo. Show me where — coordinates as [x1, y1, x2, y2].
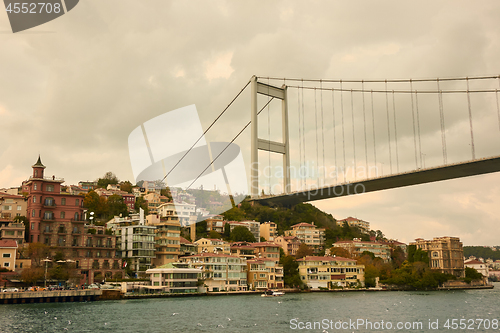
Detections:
[0, 290, 102, 304]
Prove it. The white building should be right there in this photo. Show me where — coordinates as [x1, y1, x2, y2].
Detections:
[464, 258, 489, 277]
[107, 209, 156, 274]
[157, 201, 197, 227]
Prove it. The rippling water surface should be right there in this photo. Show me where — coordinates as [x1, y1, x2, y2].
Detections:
[1, 283, 499, 332]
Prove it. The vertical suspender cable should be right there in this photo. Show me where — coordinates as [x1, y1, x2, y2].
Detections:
[437, 78, 448, 165]
[332, 88, 338, 184]
[351, 89, 357, 180]
[385, 80, 393, 174]
[496, 79, 500, 133]
[267, 78, 271, 194]
[415, 90, 423, 168]
[371, 90, 377, 172]
[466, 77, 476, 160]
[392, 90, 399, 173]
[362, 81, 368, 174]
[410, 80, 418, 169]
[301, 80, 306, 189]
[340, 80, 346, 182]
[320, 80, 326, 183]
[314, 88, 319, 185]
[297, 87, 303, 191]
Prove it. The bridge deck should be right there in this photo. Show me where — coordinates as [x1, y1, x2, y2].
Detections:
[253, 155, 500, 206]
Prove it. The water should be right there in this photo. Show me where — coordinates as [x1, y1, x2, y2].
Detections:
[1, 283, 499, 332]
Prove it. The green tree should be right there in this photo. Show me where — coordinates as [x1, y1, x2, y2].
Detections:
[223, 223, 231, 239]
[329, 246, 351, 258]
[13, 216, 29, 242]
[107, 194, 129, 218]
[208, 230, 222, 239]
[230, 226, 256, 242]
[464, 267, 483, 283]
[295, 243, 313, 259]
[134, 196, 149, 215]
[120, 181, 133, 193]
[21, 267, 44, 286]
[83, 190, 107, 219]
[280, 256, 303, 288]
[96, 171, 119, 189]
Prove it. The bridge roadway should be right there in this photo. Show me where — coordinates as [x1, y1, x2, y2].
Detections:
[253, 155, 500, 206]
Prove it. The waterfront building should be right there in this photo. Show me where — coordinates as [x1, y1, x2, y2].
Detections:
[284, 222, 325, 253]
[194, 238, 230, 255]
[410, 236, 464, 278]
[179, 253, 247, 292]
[0, 193, 27, 219]
[21, 157, 123, 284]
[260, 221, 277, 241]
[333, 239, 391, 262]
[274, 235, 301, 257]
[0, 220, 25, 244]
[297, 256, 365, 289]
[336, 217, 370, 233]
[157, 201, 197, 227]
[145, 262, 201, 293]
[0, 239, 18, 271]
[464, 258, 489, 277]
[107, 210, 156, 275]
[246, 258, 284, 290]
[146, 217, 181, 266]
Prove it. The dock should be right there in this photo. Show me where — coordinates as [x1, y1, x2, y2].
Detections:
[0, 290, 102, 304]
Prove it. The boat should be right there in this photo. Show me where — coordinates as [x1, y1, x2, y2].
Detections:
[261, 289, 285, 297]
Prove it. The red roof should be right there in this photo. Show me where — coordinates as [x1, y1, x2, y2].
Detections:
[297, 256, 355, 262]
[185, 253, 238, 259]
[0, 239, 18, 248]
[0, 193, 24, 199]
[291, 222, 316, 228]
[179, 237, 193, 245]
[465, 259, 483, 265]
[252, 242, 280, 248]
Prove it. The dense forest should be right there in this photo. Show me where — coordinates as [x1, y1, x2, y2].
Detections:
[463, 246, 500, 261]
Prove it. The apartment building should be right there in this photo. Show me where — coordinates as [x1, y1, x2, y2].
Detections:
[0, 239, 17, 271]
[410, 236, 464, 278]
[157, 201, 197, 227]
[336, 217, 370, 233]
[284, 222, 325, 253]
[205, 215, 225, 234]
[297, 256, 365, 289]
[247, 258, 284, 290]
[107, 210, 156, 274]
[333, 239, 391, 262]
[0, 193, 27, 219]
[260, 222, 277, 241]
[194, 238, 230, 255]
[0, 221, 25, 244]
[274, 236, 301, 256]
[179, 253, 247, 292]
[146, 262, 201, 293]
[146, 217, 181, 267]
[226, 221, 260, 241]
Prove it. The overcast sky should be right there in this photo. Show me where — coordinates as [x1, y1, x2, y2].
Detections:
[1, 1, 500, 246]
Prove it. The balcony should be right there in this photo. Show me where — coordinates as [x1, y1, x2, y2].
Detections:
[42, 228, 52, 234]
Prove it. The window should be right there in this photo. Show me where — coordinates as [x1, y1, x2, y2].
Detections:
[17, 205, 22, 211]
[43, 211, 54, 220]
[75, 199, 79, 206]
[33, 196, 36, 203]
[2, 253, 11, 258]
[61, 198, 66, 205]
[3, 205, 11, 210]
[34, 183, 38, 190]
[3, 262, 10, 267]
[46, 184, 54, 192]
[74, 212, 79, 221]
[31, 222, 35, 230]
[60, 211, 65, 219]
[44, 198, 55, 206]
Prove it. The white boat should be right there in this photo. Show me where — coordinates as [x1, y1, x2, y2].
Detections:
[261, 290, 285, 297]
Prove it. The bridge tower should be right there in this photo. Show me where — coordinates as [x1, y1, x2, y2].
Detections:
[250, 76, 290, 198]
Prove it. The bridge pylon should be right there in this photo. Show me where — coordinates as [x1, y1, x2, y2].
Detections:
[250, 75, 290, 198]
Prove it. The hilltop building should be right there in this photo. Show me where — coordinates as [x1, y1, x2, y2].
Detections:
[284, 222, 325, 253]
[336, 217, 370, 233]
[332, 239, 391, 262]
[260, 222, 277, 241]
[0, 193, 27, 220]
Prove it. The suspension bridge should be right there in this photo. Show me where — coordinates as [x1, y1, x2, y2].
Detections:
[157, 74, 500, 207]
